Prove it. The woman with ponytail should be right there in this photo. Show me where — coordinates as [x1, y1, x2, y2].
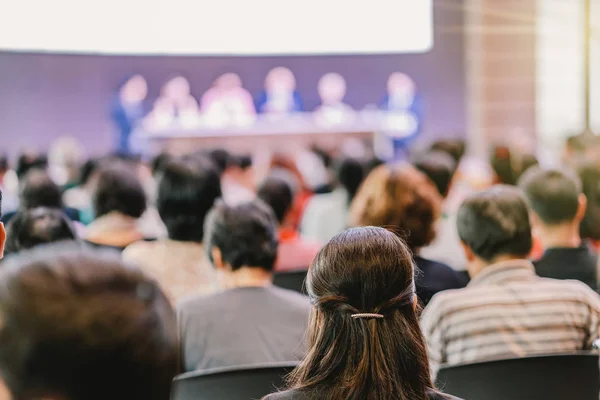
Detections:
[264, 226, 461, 400]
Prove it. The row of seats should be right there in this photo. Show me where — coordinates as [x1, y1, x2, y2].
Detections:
[172, 353, 600, 400]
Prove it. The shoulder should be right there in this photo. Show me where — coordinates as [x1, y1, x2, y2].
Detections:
[122, 240, 156, 263]
[428, 389, 463, 400]
[269, 286, 311, 308]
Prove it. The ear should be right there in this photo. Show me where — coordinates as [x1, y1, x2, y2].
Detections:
[576, 193, 587, 222]
[211, 247, 225, 270]
[460, 241, 475, 262]
[0, 222, 5, 259]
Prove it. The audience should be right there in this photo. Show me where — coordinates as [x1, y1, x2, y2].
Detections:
[85, 164, 148, 250]
[417, 151, 468, 273]
[258, 175, 321, 271]
[421, 185, 600, 378]
[5, 207, 78, 254]
[0, 191, 6, 258]
[519, 167, 597, 289]
[301, 157, 365, 243]
[62, 158, 100, 225]
[123, 156, 222, 303]
[0, 246, 178, 400]
[178, 199, 310, 371]
[220, 152, 256, 205]
[264, 227, 461, 400]
[349, 164, 465, 305]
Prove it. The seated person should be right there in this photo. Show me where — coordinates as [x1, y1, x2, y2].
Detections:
[255, 67, 303, 114]
[257, 175, 321, 271]
[5, 207, 78, 254]
[519, 167, 597, 289]
[349, 164, 465, 305]
[263, 227, 461, 400]
[178, 199, 310, 371]
[421, 185, 600, 378]
[578, 162, 600, 252]
[417, 151, 468, 274]
[0, 246, 177, 400]
[220, 152, 256, 205]
[123, 156, 222, 304]
[314, 73, 354, 125]
[0, 190, 6, 258]
[2, 169, 80, 224]
[85, 164, 149, 251]
[200, 73, 256, 127]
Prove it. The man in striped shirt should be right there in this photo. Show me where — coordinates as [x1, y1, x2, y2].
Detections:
[421, 185, 600, 378]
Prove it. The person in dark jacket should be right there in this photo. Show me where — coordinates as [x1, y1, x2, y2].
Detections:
[110, 74, 148, 155]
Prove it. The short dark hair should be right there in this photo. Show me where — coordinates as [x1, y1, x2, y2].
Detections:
[336, 157, 365, 201]
[457, 185, 532, 261]
[5, 207, 78, 254]
[429, 139, 466, 164]
[207, 149, 231, 174]
[519, 167, 582, 225]
[0, 246, 178, 400]
[78, 158, 100, 186]
[19, 169, 62, 209]
[414, 150, 457, 197]
[0, 154, 8, 173]
[490, 146, 539, 185]
[204, 199, 279, 272]
[16, 151, 48, 179]
[156, 157, 222, 242]
[92, 164, 147, 219]
[257, 176, 294, 224]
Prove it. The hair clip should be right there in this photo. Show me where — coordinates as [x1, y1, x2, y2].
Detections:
[351, 313, 384, 320]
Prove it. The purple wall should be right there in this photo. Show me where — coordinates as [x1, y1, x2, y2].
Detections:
[0, 0, 465, 157]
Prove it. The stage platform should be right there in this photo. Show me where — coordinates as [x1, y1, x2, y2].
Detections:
[133, 111, 414, 155]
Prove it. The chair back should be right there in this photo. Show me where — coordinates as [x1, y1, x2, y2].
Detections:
[273, 270, 308, 294]
[436, 352, 600, 400]
[171, 362, 298, 400]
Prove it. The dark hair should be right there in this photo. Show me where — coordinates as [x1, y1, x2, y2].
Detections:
[204, 200, 278, 272]
[0, 154, 8, 173]
[78, 158, 99, 186]
[429, 139, 466, 164]
[156, 157, 222, 242]
[92, 164, 147, 219]
[19, 169, 62, 209]
[151, 152, 173, 177]
[257, 176, 294, 224]
[0, 246, 178, 400]
[5, 207, 77, 254]
[457, 185, 532, 261]
[16, 152, 48, 179]
[349, 164, 441, 253]
[287, 227, 437, 400]
[578, 163, 600, 240]
[336, 157, 365, 202]
[207, 149, 231, 174]
[414, 151, 457, 198]
[490, 146, 538, 185]
[519, 167, 582, 225]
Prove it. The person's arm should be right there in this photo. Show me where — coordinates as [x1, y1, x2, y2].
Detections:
[420, 296, 445, 380]
[581, 285, 600, 348]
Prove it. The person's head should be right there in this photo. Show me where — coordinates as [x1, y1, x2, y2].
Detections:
[414, 150, 457, 198]
[156, 157, 222, 242]
[457, 185, 532, 276]
[16, 151, 48, 179]
[0, 154, 8, 175]
[5, 207, 78, 254]
[162, 75, 191, 101]
[214, 73, 243, 91]
[77, 158, 100, 189]
[19, 169, 62, 210]
[92, 164, 147, 219]
[288, 227, 436, 399]
[204, 200, 279, 277]
[225, 154, 255, 190]
[387, 72, 416, 98]
[318, 73, 347, 105]
[429, 139, 466, 165]
[349, 164, 442, 254]
[490, 145, 538, 185]
[336, 157, 365, 202]
[206, 148, 231, 176]
[578, 163, 600, 241]
[519, 167, 585, 236]
[257, 176, 294, 225]
[0, 246, 177, 400]
[119, 74, 148, 103]
[265, 67, 296, 93]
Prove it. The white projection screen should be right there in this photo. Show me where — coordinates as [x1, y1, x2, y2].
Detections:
[0, 0, 433, 55]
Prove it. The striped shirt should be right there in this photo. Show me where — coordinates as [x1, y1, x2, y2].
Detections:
[420, 259, 600, 378]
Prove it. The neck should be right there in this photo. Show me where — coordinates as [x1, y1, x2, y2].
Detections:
[538, 223, 581, 249]
[219, 266, 272, 289]
[467, 254, 523, 278]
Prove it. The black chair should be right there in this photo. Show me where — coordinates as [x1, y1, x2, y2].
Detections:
[171, 362, 298, 400]
[436, 352, 600, 400]
[273, 270, 308, 294]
